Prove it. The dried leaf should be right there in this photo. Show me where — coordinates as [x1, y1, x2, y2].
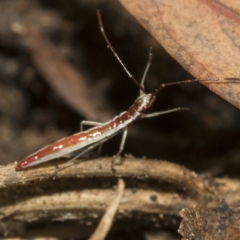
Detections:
[119, 0, 240, 109]
[23, 26, 112, 121]
[178, 199, 240, 240]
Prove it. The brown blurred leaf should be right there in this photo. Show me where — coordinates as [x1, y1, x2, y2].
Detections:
[178, 199, 240, 240]
[119, 0, 240, 109]
[22, 25, 113, 121]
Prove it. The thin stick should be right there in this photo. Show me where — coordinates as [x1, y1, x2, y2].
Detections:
[96, 9, 145, 93]
[89, 178, 125, 240]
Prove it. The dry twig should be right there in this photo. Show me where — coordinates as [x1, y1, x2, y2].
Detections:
[89, 178, 125, 240]
[0, 157, 240, 224]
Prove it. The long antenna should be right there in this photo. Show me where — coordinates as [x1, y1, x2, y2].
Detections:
[97, 9, 146, 93]
[139, 48, 152, 95]
[153, 77, 240, 96]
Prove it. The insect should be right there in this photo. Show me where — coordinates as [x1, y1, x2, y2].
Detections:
[15, 10, 240, 170]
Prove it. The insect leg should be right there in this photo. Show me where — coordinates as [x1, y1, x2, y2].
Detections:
[55, 137, 112, 175]
[112, 129, 128, 167]
[80, 120, 102, 131]
[116, 129, 128, 157]
[140, 107, 189, 119]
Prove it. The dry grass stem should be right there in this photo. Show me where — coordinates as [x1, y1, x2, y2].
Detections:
[89, 178, 125, 240]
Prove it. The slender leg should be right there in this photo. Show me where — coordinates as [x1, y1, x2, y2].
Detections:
[54, 137, 111, 175]
[140, 107, 189, 119]
[80, 120, 102, 131]
[116, 129, 128, 156]
[55, 126, 129, 174]
[61, 129, 128, 173]
[113, 129, 128, 166]
[69, 137, 110, 163]
[81, 121, 129, 160]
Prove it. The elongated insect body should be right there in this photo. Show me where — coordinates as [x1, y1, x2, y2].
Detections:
[15, 10, 240, 171]
[16, 94, 155, 170]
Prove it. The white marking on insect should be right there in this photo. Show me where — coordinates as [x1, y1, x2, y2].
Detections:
[15, 10, 240, 170]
